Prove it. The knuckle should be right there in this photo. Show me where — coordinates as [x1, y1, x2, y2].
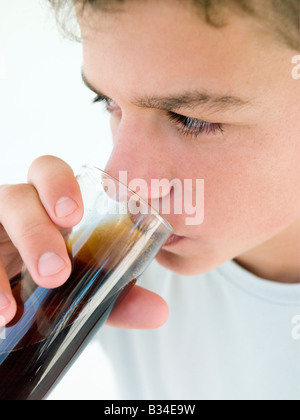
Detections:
[0, 184, 14, 202]
[0, 184, 33, 203]
[20, 219, 54, 241]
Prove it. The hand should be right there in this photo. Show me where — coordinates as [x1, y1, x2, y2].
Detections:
[0, 156, 168, 328]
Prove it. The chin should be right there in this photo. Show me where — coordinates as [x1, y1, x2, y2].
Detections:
[155, 249, 221, 277]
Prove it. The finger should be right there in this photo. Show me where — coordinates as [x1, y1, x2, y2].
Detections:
[27, 155, 84, 228]
[106, 285, 169, 329]
[0, 258, 17, 326]
[0, 184, 72, 289]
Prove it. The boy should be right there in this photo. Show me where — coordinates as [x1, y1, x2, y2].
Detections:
[0, 0, 299, 399]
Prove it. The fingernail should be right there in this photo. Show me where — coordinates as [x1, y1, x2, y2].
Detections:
[38, 252, 67, 277]
[0, 292, 10, 311]
[55, 197, 78, 218]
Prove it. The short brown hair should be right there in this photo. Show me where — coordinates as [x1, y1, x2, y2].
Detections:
[48, 0, 299, 50]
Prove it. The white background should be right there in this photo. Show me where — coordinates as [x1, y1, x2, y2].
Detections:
[0, 0, 113, 184]
[0, 0, 117, 399]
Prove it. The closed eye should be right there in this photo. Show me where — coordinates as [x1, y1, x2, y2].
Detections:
[93, 94, 224, 138]
[167, 112, 224, 138]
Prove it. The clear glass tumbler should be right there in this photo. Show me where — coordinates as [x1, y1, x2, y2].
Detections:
[0, 165, 173, 400]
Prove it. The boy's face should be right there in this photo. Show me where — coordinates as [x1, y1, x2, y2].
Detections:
[79, 0, 299, 276]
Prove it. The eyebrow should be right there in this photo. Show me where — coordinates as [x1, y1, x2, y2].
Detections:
[81, 69, 252, 113]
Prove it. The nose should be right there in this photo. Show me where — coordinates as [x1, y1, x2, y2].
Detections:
[104, 122, 173, 204]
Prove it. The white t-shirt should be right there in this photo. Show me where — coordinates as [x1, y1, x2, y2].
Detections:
[99, 259, 300, 400]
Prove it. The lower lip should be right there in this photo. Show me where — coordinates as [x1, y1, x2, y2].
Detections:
[163, 234, 185, 247]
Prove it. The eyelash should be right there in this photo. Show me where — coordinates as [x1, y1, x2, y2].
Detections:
[93, 95, 224, 138]
[167, 112, 223, 138]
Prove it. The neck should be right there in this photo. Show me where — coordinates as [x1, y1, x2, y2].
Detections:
[234, 218, 300, 284]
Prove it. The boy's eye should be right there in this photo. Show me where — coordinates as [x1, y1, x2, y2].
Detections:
[167, 112, 224, 138]
[93, 95, 224, 138]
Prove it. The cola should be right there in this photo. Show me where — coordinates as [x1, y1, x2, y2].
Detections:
[0, 216, 155, 400]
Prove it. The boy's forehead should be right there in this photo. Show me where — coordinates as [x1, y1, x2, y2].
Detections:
[83, 6, 220, 61]
[79, 0, 272, 69]
[79, 0, 287, 118]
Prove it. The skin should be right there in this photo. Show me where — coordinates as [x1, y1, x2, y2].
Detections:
[0, 0, 299, 329]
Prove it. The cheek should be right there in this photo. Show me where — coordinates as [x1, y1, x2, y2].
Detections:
[200, 141, 297, 274]
[183, 129, 299, 246]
